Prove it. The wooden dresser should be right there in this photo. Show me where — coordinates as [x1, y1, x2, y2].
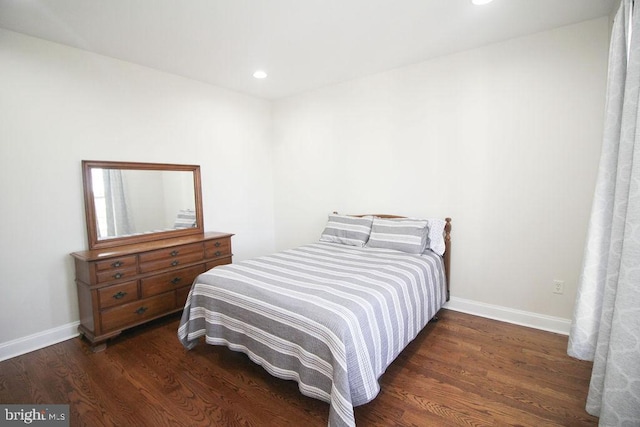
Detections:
[71, 231, 233, 350]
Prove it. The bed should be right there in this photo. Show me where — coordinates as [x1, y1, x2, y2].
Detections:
[178, 214, 452, 427]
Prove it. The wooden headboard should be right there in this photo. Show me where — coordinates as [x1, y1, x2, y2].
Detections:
[347, 213, 452, 301]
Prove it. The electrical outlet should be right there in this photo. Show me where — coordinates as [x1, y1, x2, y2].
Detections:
[553, 280, 564, 295]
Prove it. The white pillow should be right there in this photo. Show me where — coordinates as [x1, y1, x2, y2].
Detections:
[425, 218, 446, 256]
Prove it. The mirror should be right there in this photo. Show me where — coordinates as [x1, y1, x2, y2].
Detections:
[82, 160, 204, 250]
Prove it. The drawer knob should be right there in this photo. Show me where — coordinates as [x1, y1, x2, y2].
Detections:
[111, 261, 123, 268]
[170, 250, 179, 257]
[135, 306, 148, 315]
[215, 251, 222, 257]
[171, 277, 182, 285]
[113, 291, 127, 300]
[171, 260, 179, 267]
[214, 241, 221, 248]
[113, 272, 123, 279]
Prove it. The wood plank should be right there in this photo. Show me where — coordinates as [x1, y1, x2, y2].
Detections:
[0, 309, 597, 426]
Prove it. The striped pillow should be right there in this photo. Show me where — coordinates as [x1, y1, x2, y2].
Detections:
[319, 214, 373, 247]
[174, 209, 197, 229]
[366, 217, 429, 254]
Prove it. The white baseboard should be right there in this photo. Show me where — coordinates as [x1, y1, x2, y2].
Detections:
[0, 321, 80, 362]
[444, 297, 571, 335]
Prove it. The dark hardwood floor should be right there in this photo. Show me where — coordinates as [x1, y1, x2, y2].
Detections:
[0, 309, 597, 426]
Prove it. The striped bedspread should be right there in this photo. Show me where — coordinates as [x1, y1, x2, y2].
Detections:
[178, 242, 447, 427]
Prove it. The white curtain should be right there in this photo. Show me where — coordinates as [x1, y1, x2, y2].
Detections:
[103, 169, 133, 237]
[568, 0, 640, 424]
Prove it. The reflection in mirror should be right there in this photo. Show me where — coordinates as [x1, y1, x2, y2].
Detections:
[91, 168, 197, 239]
[82, 161, 203, 250]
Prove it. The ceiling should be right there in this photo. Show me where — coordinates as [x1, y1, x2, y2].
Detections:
[0, 0, 616, 100]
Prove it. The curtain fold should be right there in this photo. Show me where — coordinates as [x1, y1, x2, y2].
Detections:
[103, 169, 133, 237]
[568, 0, 640, 424]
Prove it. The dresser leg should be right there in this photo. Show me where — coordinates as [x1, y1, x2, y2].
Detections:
[78, 326, 113, 352]
[91, 342, 107, 352]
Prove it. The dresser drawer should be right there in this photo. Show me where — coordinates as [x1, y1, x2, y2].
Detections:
[138, 242, 204, 273]
[101, 293, 175, 332]
[96, 266, 138, 284]
[98, 280, 138, 309]
[205, 257, 232, 271]
[139, 242, 203, 264]
[140, 265, 205, 298]
[204, 238, 231, 259]
[95, 255, 137, 272]
[139, 251, 204, 274]
[176, 286, 191, 308]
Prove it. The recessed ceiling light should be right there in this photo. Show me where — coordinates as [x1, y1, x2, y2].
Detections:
[253, 70, 267, 79]
[472, 0, 493, 5]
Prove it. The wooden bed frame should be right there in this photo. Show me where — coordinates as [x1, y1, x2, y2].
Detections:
[349, 214, 452, 301]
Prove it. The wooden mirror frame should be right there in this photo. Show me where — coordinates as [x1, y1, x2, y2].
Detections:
[82, 160, 204, 250]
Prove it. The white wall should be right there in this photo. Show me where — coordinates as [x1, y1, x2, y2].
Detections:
[0, 29, 276, 344]
[272, 18, 609, 322]
[0, 16, 611, 351]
